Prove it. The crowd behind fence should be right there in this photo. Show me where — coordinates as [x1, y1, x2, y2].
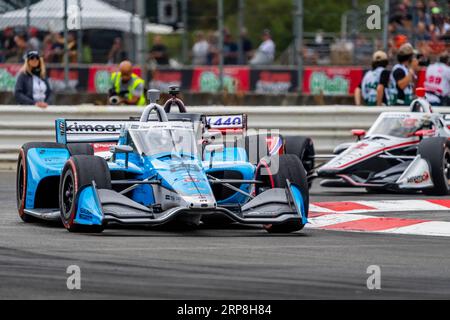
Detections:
[0, 0, 448, 66]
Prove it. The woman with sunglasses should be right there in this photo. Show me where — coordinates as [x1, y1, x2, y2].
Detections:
[14, 51, 52, 108]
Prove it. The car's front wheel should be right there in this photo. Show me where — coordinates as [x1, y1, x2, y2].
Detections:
[59, 155, 110, 232]
[255, 154, 309, 233]
[419, 137, 450, 196]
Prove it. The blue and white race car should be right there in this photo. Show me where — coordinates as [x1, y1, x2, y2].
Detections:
[16, 91, 309, 233]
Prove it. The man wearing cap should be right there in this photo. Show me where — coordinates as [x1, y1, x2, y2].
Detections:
[424, 54, 450, 106]
[109, 60, 146, 106]
[388, 43, 420, 106]
[249, 29, 275, 65]
[355, 51, 390, 106]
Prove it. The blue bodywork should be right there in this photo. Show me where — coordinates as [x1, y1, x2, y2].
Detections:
[23, 115, 308, 229]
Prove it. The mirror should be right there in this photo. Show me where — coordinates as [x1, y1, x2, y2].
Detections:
[351, 129, 366, 141]
[204, 144, 224, 154]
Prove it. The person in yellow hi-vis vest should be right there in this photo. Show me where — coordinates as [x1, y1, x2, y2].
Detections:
[108, 60, 146, 106]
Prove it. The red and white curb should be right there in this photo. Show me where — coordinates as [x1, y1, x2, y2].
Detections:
[307, 199, 450, 237]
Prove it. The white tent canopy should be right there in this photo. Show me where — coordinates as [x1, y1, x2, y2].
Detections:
[0, 0, 173, 34]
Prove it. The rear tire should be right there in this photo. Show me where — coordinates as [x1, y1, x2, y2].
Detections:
[419, 137, 450, 196]
[67, 143, 94, 156]
[16, 142, 66, 223]
[283, 136, 315, 188]
[243, 133, 282, 164]
[59, 155, 111, 232]
[256, 154, 309, 233]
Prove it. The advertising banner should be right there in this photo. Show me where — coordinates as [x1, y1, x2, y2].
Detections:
[0, 64, 21, 92]
[190, 66, 250, 93]
[303, 67, 364, 95]
[148, 69, 193, 92]
[250, 69, 297, 93]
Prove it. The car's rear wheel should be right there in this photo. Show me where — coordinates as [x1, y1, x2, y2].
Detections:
[66, 143, 94, 156]
[242, 133, 282, 164]
[283, 135, 315, 188]
[255, 154, 309, 233]
[59, 155, 110, 233]
[16, 142, 66, 223]
[419, 137, 450, 196]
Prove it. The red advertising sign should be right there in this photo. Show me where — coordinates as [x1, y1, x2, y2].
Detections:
[149, 70, 184, 92]
[87, 65, 142, 93]
[191, 66, 250, 93]
[303, 67, 364, 95]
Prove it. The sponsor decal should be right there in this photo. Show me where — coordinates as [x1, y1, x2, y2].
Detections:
[407, 172, 430, 184]
[206, 115, 243, 128]
[79, 208, 93, 220]
[353, 142, 369, 150]
[66, 122, 123, 133]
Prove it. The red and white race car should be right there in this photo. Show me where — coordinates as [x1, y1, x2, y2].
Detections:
[316, 90, 450, 195]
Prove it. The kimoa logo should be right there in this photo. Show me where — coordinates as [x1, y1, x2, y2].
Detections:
[66, 122, 123, 133]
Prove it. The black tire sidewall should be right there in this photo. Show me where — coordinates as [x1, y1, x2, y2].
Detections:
[419, 137, 450, 195]
[283, 135, 315, 174]
[59, 155, 110, 231]
[16, 142, 66, 222]
[256, 154, 309, 233]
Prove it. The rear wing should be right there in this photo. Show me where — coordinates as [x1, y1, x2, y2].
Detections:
[55, 119, 137, 144]
[55, 113, 248, 144]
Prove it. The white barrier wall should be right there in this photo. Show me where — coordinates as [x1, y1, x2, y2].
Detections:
[2, 105, 448, 170]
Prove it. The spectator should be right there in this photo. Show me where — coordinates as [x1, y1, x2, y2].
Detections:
[109, 60, 146, 106]
[388, 43, 420, 105]
[81, 34, 93, 64]
[355, 51, 390, 106]
[1, 27, 17, 62]
[191, 31, 209, 65]
[14, 51, 51, 108]
[424, 53, 450, 106]
[207, 31, 219, 65]
[107, 37, 127, 65]
[67, 32, 78, 63]
[150, 35, 169, 65]
[11, 34, 29, 63]
[223, 32, 238, 65]
[415, 21, 431, 41]
[250, 29, 275, 65]
[50, 32, 65, 63]
[42, 34, 55, 63]
[28, 27, 41, 52]
[239, 28, 252, 64]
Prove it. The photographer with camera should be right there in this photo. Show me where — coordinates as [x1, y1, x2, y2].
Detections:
[109, 60, 146, 106]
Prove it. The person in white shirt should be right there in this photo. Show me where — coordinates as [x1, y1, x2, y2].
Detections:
[191, 31, 209, 65]
[14, 51, 51, 108]
[250, 29, 275, 65]
[424, 54, 450, 106]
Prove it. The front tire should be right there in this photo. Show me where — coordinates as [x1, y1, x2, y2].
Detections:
[59, 155, 111, 232]
[256, 154, 309, 233]
[419, 137, 450, 196]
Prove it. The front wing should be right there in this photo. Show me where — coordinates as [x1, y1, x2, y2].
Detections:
[70, 183, 307, 227]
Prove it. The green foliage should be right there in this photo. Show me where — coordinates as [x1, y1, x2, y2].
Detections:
[151, 0, 386, 61]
